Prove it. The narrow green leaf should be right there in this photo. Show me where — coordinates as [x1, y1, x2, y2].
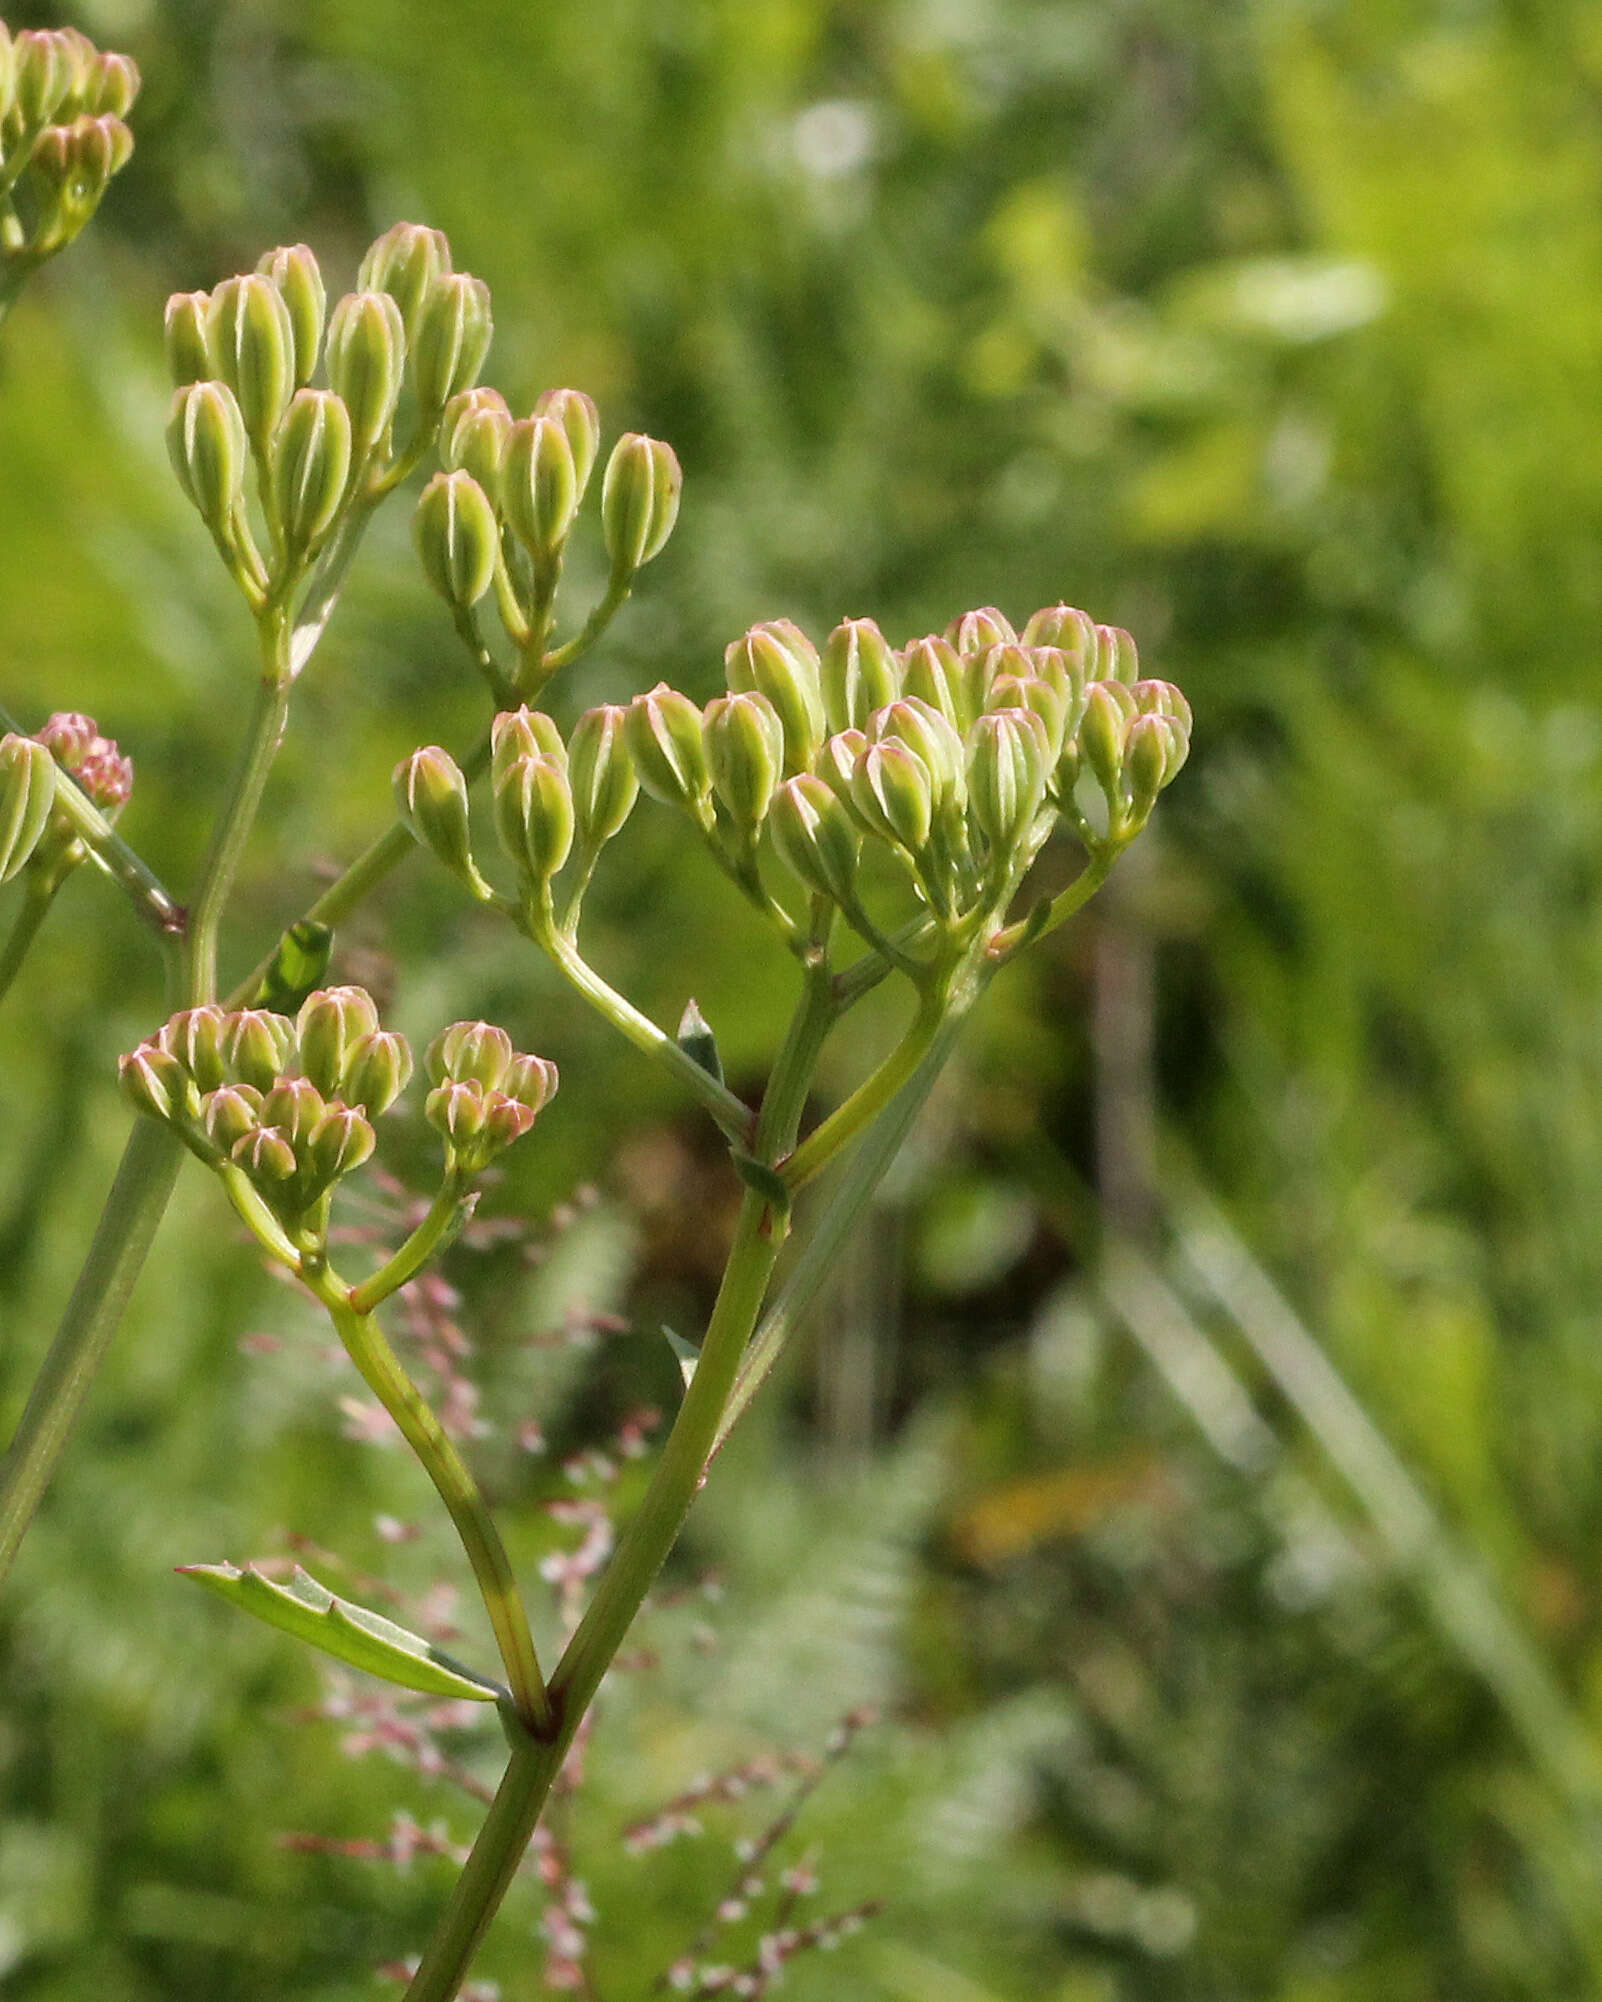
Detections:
[177, 1561, 504, 1701]
[663, 1322, 700, 1386]
[676, 997, 725, 1085]
[731, 1150, 792, 1218]
[254, 919, 334, 1012]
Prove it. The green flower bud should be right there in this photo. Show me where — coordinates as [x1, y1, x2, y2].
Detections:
[262, 1075, 327, 1148]
[413, 470, 498, 609]
[1122, 712, 1174, 823]
[342, 1030, 413, 1116]
[625, 684, 710, 810]
[567, 704, 640, 848]
[233, 1126, 298, 1187]
[820, 617, 899, 735]
[481, 1090, 537, 1154]
[425, 1078, 489, 1153]
[166, 382, 248, 529]
[1131, 678, 1193, 734]
[850, 740, 934, 856]
[493, 753, 575, 882]
[491, 706, 567, 783]
[1094, 623, 1139, 682]
[200, 1085, 263, 1153]
[945, 606, 1017, 654]
[86, 50, 139, 119]
[985, 673, 1067, 762]
[411, 271, 493, 411]
[600, 432, 681, 579]
[302, 1104, 376, 1192]
[357, 222, 451, 341]
[119, 1043, 193, 1126]
[1021, 603, 1096, 656]
[0, 733, 57, 884]
[534, 388, 601, 497]
[158, 1006, 230, 1094]
[967, 708, 1051, 854]
[705, 690, 784, 833]
[164, 291, 215, 388]
[325, 290, 405, 461]
[272, 389, 353, 556]
[222, 1009, 295, 1092]
[13, 30, 76, 126]
[869, 697, 966, 813]
[502, 1051, 559, 1115]
[724, 622, 824, 774]
[394, 745, 475, 879]
[1027, 645, 1090, 740]
[1079, 683, 1128, 800]
[768, 772, 861, 905]
[900, 635, 967, 732]
[256, 244, 326, 387]
[817, 728, 868, 806]
[207, 273, 296, 444]
[502, 414, 578, 566]
[442, 387, 512, 502]
[295, 987, 381, 1100]
[426, 1020, 513, 1090]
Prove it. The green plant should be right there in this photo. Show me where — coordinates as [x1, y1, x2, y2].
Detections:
[0, 19, 1191, 1996]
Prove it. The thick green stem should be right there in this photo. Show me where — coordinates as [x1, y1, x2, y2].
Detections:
[0, 875, 59, 1005]
[349, 1176, 475, 1313]
[313, 1280, 552, 1737]
[187, 670, 293, 1005]
[781, 980, 952, 1192]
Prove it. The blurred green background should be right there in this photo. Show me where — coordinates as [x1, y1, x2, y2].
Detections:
[5, 0, 1602, 1995]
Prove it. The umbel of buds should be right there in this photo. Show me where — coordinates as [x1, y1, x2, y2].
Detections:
[0, 24, 139, 286]
[423, 1021, 558, 1176]
[0, 712, 135, 892]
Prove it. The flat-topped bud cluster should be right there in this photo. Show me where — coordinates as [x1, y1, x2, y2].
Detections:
[0, 23, 138, 278]
[164, 226, 492, 614]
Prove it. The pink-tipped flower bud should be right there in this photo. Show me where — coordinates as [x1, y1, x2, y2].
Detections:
[393, 745, 475, 880]
[967, 708, 1052, 854]
[1093, 623, 1139, 683]
[534, 388, 601, 497]
[157, 1006, 229, 1093]
[850, 740, 934, 856]
[295, 986, 381, 1100]
[166, 381, 247, 531]
[601, 433, 681, 579]
[357, 222, 452, 340]
[1122, 712, 1174, 823]
[502, 413, 578, 567]
[233, 1125, 299, 1188]
[222, 1009, 295, 1092]
[493, 754, 575, 882]
[200, 1084, 263, 1152]
[413, 470, 498, 610]
[1078, 683, 1128, 801]
[425, 1077, 487, 1151]
[261, 1075, 327, 1148]
[724, 621, 824, 774]
[426, 1020, 514, 1091]
[119, 1043, 193, 1126]
[817, 728, 868, 807]
[985, 673, 1068, 763]
[411, 271, 493, 411]
[164, 291, 215, 388]
[869, 697, 966, 813]
[1131, 678, 1193, 734]
[945, 606, 1017, 654]
[567, 704, 640, 848]
[325, 290, 405, 461]
[256, 244, 326, 387]
[13, 29, 76, 126]
[491, 707, 567, 784]
[704, 689, 784, 834]
[341, 1030, 413, 1117]
[1027, 646, 1090, 739]
[820, 617, 899, 735]
[1021, 603, 1097, 656]
[442, 387, 512, 503]
[768, 772, 861, 906]
[86, 49, 140, 119]
[502, 1051, 559, 1116]
[272, 388, 352, 557]
[625, 684, 710, 811]
[900, 635, 967, 733]
[302, 1103, 376, 1192]
[0, 734, 57, 884]
[206, 273, 296, 445]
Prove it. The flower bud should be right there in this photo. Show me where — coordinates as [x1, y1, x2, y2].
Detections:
[869, 698, 965, 812]
[768, 772, 860, 906]
[119, 1043, 192, 1126]
[357, 222, 451, 341]
[491, 707, 566, 784]
[820, 618, 899, 734]
[1027, 646, 1089, 739]
[601, 433, 681, 579]
[534, 388, 601, 497]
[166, 382, 247, 530]
[86, 50, 139, 119]
[256, 244, 326, 387]
[900, 635, 967, 732]
[158, 1006, 229, 1093]
[0, 733, 57, 884]
[302, 1104, 376, 1191]
[413, 470, 498, 610]
[493, 754, 574, 881]
[295, 987, 381, 1100]
[625, 684, 710, 810]
[13, 29, 75, 126]
[1131, 678, 1193, 734]
[567, 704, 639, 848]
[945, 606, 1017, 654]
[233, 1126, 298, 1187]
[985, 673, 1067, 762]
[1079, 683, 1128, 800]
[817, 729, 867, 806]
[272, 389, 353, 556]
[262, 1075, 327, 1149]
[426, 1021, 513, 1090]
[442, 387, 512, 502]
[724, 622, 824, 774]
[394, 746, 475, 879]
[967, 708, 1051, 854]
[850, 741, 934, 856]
[207, 273, 296, 444]
[411, 272, 493, 411]
[200, 1085, 262, 1152]
[704, 690, 784, 833]
[502, 414, 578, 567]
[222, 1009, 295, 1092]
[425, 1078, 488, 1153]
[164, 291, 215, 388]
[1122, 712, 1174, 822]
[1021, 603, 1097, 656]
[325, 290, 405, 461]
[1093, 623, 1139, 682]
[342, 1029, 413, 1116]
[482, 1091, 537, 1154]
[502, 1051, 559, 1115]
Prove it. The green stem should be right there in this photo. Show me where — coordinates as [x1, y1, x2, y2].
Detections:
[987, 845, 1114, 960]
[0, 874, 59, 1005]
[187, 669, 292, 1005]
[349, 1175, 476, 1313]
[310, 1278, 552, 1737]
[781, 978, 953, 1192]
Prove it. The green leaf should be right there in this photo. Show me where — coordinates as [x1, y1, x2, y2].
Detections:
[662, 1322, 700, 1386]
[731, 1150, 792, 1218]
[254, 919, 334, 1012]
[676, 997, 725, 1085]
[176, 1561, 504, 1701]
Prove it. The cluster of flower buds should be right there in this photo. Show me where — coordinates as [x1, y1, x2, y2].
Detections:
[422, 1020, 558, 1176]
[0, 24, 138, 283]
[394, 603, 1190, 949]
[412, 383, 680, 657]
[0, 712, 133, 889]
[165, 225, 492, 610]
